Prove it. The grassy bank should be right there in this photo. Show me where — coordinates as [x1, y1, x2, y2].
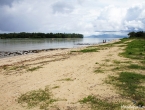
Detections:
[79, 38, 145, 109]
[109, 39, 145, 107]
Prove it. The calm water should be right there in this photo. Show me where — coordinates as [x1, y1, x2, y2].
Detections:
[0, 38, 117, 52]
[0, 33, 128, 52]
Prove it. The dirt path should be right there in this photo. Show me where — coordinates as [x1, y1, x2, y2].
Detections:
[0, 41, 126, 110]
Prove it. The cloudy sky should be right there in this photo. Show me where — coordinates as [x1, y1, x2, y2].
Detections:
[0, 0, 145, 35]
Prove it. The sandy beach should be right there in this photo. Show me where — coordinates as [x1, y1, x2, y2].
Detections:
[0, 39, 132, 110]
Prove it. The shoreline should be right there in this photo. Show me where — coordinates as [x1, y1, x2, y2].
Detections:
[0, 48, 69, 59]
[0, 39, 119, 59]
[0, 39, 120, 67]
[0, 38, 128, 110]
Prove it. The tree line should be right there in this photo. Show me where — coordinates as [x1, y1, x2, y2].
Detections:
[128, 31, 145, 38]
[0, 32, 83, 39]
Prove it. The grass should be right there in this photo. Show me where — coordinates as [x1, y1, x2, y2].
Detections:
[79, 48, 98, 53]
[10, 65, 26, 70]
[113, 60, 121, 64]
[121, 39, 145, 60]
[112, 38, 130, 44]
[127, 64, 145, 70]
[107, 38, 145, 107]
[9, 66, 20, 70]
[107, 72, 145, 106]
[140, 60, 145, 64]
[70, 48, 98, 53]
[96, 44, 113, 50]
[52, 86, 60, 89]
[2, 65, 26, 71]
[18, 86, 57, 109]
[117, 44, 127, 47]
[121, 61, 132, 64]
[99, 63, 107, 66]
[95, 62, 99, 64]
[58, 78, 74, 81]
[104, 59, 110, 62]
[70, 50, 78, 53]
[1, 64, 29, 75]
[87, 46, 97, 48]
[1, 64, 44, 75]
[1, 65, 9, 70]
[112, 67, 120, 71]
[98, 44, 114, 48]
[113, 60, 132, 65]
[94, 69, 104, 73]
[27, 66, 42, 72]
[79, 95, 121, 110]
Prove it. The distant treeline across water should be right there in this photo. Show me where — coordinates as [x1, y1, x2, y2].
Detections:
[0, 32, 83, 39]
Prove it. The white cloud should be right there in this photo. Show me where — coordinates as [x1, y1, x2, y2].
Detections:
[124, 20, 144, 31]
[0, 0, 145, 35]
[123, 3, 145, 31]
[52, 1, 74, 14]
[125, 5, 143, 21]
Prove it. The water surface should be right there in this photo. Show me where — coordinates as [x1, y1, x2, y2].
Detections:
[0, 32, 128, 52]
[0, 38, 120, 52]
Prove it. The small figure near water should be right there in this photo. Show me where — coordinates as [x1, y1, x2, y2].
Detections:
[103, 40, 106, 43]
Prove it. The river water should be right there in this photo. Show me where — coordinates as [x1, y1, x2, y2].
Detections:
[0, 33, 128, 52]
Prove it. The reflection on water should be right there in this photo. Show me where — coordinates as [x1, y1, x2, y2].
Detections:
[0, 37, 120, 52]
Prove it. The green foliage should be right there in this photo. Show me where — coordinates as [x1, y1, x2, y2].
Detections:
[79, 95, 121, 110]
[128, 32, 136, 38]
[108, 72, 145, 106]
[104, 59, 110, 62]
[140, 60, 145, 64]
[113, 60, 121, 64]
[137, 101, 144, 107]
[127, 64, 145, 70]
[71, 48, 98, 53]
[94, 69, 104, 73]
[70, 50, 78, 53]
[128, 31, 145, 38]
[10, 65, 26, 70]
[18, 87, 56, 109]
[112, 38, 129, 44]
[52, 86, 60, 89]
[98, 44, 113, 48]
[79, 48, 98, 53]
[2, 65, 8, 70]
[121, 39, 145, 60]
[112, 67, 120, 71]
[0, 32, 83, 39]
[27, 66, 42, 72]
[95, 62, 99, 64]
[58, 78, 74, 81]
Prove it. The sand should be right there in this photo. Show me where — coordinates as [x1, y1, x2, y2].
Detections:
[0, 39, 126, 110]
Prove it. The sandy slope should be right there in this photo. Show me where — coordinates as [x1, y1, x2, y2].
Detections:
[0, 40, 126, 110]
